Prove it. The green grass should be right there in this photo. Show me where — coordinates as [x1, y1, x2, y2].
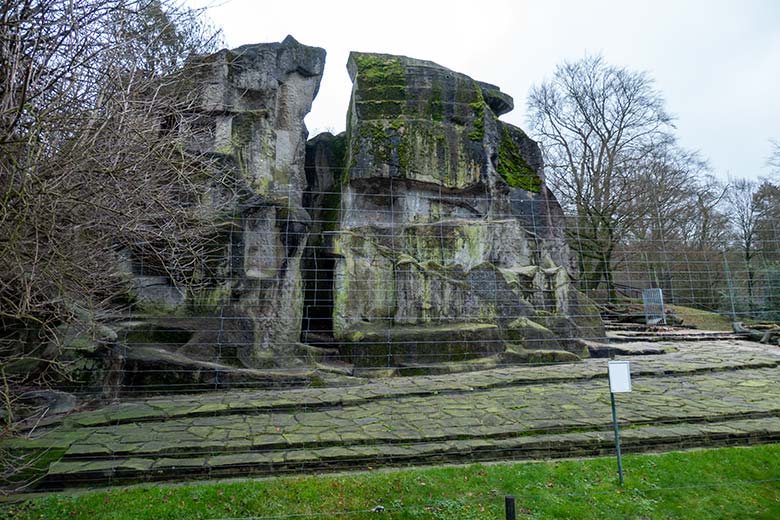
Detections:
[3, 444, 780, 519]
[666, 304, 733, 331]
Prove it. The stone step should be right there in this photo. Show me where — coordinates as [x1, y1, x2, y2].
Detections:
[24, 362, 780, 491]
[586, 342, 670, 357]
[41, 416, 780, 489]
[17, 340, 779, 431]
[53, 408, 780, 461]
[606, 332, 745, 343]
[6, 340, 780, 493]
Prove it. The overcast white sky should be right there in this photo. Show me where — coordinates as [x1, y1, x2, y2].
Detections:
[195, 0, 779, 180]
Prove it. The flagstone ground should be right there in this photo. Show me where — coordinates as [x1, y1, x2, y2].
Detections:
[5, 329, 780, 491]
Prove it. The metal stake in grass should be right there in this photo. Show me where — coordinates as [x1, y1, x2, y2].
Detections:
[505, 495, 516, 520]
[608, 360, 632, 486]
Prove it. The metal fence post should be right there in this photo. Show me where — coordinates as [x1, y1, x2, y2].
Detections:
[505, 495, 516, 520]
[610, 391, 624, 486]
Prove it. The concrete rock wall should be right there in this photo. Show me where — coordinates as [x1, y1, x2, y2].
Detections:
[320, 52, 602, 367]
[119, 43, 601, 383]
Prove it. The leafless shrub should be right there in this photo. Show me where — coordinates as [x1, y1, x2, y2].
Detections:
[0, 0, 226, 427]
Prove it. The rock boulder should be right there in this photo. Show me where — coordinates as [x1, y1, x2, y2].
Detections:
[315, 52, 602, 368]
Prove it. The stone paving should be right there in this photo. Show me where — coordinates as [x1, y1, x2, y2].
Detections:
[6, 333, 780, 490]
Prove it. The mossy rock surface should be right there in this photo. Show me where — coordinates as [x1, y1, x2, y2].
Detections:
[346, 52, 491, 189]
[504, 317, 564, 351]
[339, 323, 504, 367]
[497, 126, 541, 192]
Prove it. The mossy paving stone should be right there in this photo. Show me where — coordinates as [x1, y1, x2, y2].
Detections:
[315, 446, 358, 459]
[42, 417, 780, 484]
[250, 433, 286, 446]
[438, 415, 482, 427]
[293, 424, 331, 436]
[281, 433, 316, 445]
[284, 449, 318, 463]
[65, 443, 122, 457]
[190, 402, 232, 414]
[35, 341, 777, 430]
[2, 429, 93, 451]
[27, 365, 780, 465]
[227, 427, 254, 440]
[207, 452, 273, 468]
[47, 457, 154, 477]
[9, 341, 780, 489]
[150, 457, 208, 470]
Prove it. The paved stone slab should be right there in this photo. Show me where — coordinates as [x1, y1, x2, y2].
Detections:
[5, 338, 780, 490]
[33, 366, 780, 458]
[40, 416, 780, 485]
[39, 340, 780, 430]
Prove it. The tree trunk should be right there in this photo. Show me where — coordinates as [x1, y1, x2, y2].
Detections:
[603, 250, 618, 303]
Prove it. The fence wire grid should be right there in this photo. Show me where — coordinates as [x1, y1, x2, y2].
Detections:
[2, 177, 780, 498]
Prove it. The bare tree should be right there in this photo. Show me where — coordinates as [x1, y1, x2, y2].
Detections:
[688, 175, 730, 249]
[0, 0, 223, 428]
[625, 146, 710, 244]
[768, 139, 780, 168]
[726, 178, 761, 314]
[615, 147, 720, 300]
[527, 55, 674, 301]
[753, 180, 780, 262]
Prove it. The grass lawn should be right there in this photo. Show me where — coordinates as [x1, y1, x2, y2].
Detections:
[2, 444, 780, 519]
[666, 304, 734, 331]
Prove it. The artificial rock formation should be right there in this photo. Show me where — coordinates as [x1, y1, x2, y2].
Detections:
[303, 52, 603, 369]
[119, 36, 330, 380]
[187, 36, 326, 368]
[31, 40, 603, 398]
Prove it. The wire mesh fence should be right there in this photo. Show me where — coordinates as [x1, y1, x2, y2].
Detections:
[4, 180, 777, 393]
[1, 176, 779, 498]
[2, 8, 780, 519]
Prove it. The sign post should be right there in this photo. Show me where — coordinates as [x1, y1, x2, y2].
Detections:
[607, 360, 632, 486]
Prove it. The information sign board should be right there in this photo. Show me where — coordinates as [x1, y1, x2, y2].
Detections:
[608, 360, 632, 393]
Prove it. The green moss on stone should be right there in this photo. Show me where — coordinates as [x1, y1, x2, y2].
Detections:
[321, 192, 342, 233]
[63, 335, 98, 351]
[360, 85, 406, 102]
[345, 100, 359, 173]
[355, 100, 404, 120]
[231, 112, 262, 148]
[467, 100, 485, 141]
[501, 346, 580, 363]
[455, 77, 477, 104]
[397, 134, 410, 173]
[353, 56, 406, 122]
[189, 283, 232, 314]
[3, 447, 68, 484]
[496, 126, 542, 192]
[429, 82, 444, 122]
[340, 322, 501, 366]
[354, 55, 406, 91]
[357, 122, 394, 164]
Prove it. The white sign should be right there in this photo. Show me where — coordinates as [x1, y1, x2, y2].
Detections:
[608, 361, 632, 393]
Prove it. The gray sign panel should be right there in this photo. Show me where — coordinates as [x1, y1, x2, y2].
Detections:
[642, 288, 666, 325]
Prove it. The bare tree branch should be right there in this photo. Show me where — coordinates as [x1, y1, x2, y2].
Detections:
[0, 0, 225, 437]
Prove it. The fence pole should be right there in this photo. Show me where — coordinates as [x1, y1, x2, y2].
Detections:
[723, 251, 738, 324]
[505, 495, 516, 520]
[610, 391, 624, 486]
